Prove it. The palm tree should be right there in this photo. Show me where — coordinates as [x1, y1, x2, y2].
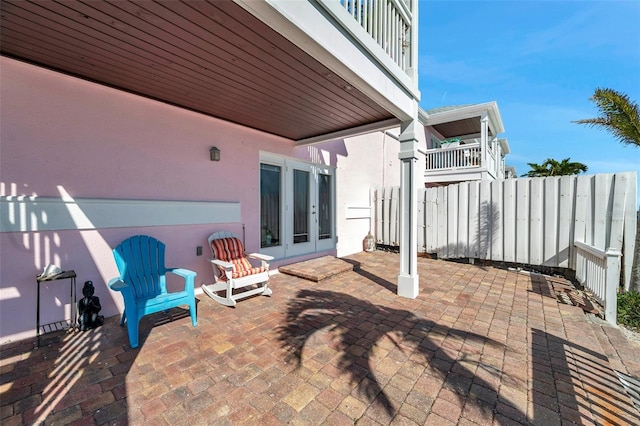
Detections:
[573, 88, 640, 147]
[522, 161, 552, 177]
[522, 158, 588, 177]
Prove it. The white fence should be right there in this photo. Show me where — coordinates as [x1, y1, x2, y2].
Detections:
[372, 172, 638, 323]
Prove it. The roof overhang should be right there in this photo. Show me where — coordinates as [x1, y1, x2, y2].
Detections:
[418, 101, 505, 139]
[0, 0, 407, 143]
[499, 137, 511, 155]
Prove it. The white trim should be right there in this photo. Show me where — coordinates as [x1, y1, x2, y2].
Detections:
[0, 196, 240, 232]
[499, 137, 511, 155]
[236, 0, 417, 121]
[295, 118, 401, 145]
[258, 152, 336, 259]
[318, 0, 418, 92]
[346, 206, 372, 219]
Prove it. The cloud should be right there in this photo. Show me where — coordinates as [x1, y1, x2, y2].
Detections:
[518, 2, 640, 59]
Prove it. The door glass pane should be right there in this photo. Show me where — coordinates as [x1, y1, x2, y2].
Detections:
[318, 173, 331, 240]
[293, 169, 309, 244]
[260, 163, 280, 248]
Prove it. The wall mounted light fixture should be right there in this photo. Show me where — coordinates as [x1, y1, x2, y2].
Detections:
[210, 146, 221, 162]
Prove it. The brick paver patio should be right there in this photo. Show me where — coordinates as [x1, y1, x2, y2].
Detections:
[1, 251, 639, 425]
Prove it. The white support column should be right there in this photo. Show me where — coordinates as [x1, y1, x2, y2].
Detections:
[605, 248, 621, 325]
[398, 118, 420, 298]
[480, 114, 489, 169]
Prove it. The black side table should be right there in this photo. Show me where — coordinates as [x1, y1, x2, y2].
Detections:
[36, 270, 77, 347]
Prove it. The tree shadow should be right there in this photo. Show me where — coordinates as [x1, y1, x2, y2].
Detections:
[276, 289, 512, 421]
[426, 198, 501, 272]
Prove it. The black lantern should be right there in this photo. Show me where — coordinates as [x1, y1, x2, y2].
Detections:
[210, 146, 221, 162]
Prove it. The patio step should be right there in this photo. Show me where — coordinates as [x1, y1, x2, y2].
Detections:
[278, 255, 356, 282]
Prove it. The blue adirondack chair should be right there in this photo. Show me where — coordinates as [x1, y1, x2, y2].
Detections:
[109, 235, 197, 348]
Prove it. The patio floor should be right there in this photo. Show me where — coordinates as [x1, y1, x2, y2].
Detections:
[2, 251, 639, 425]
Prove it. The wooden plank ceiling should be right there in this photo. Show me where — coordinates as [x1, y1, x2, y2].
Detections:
[432, 118, 492, 139]
[0, 0, 393, 141]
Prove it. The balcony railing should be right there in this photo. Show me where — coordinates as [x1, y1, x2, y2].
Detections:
[337, 0, 413, 72]
[575, 242, 620, 325]
[425, 143, 482, 171]
[424, 141, 506, 180]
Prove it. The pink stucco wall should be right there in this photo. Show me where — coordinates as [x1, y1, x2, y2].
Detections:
[0, 57, 298, 343]
[0, 57, 419, 344]
[317, 134, 403, 256]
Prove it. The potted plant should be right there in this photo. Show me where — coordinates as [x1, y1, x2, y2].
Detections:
[441, 138, 461, 147]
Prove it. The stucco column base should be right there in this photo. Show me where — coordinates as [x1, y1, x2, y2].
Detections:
[397, 273, 419, 299]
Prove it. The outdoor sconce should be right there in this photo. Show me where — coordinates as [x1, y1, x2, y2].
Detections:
[210, 146, 221, 162]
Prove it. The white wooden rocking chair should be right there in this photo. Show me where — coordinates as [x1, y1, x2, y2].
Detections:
[201, 232, 273, 307]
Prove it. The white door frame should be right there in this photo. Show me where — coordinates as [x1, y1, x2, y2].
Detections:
[259, 152, 336, 260]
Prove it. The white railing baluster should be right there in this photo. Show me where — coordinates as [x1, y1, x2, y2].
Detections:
[574, 241, 620, 325]
[333, 0, 413, 72]
[424, 143, 483, 171]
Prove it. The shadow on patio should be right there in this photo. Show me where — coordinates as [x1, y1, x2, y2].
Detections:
[277, 288, 507, 423]
[1, 251, 639, 425]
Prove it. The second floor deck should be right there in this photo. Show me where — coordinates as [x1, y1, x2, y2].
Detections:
[420, 102, 513, 184]
[424, 138, 510, 183]
[0, 0, 420, 145]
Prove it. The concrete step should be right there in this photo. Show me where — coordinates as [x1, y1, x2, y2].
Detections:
[278, 255, 355, 282]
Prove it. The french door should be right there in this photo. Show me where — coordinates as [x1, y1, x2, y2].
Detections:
[260, 154, 335, 259]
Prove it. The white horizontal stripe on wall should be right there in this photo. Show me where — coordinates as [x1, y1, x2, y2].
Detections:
[345, 206, 371, 219]
[0, 196, 241, 232]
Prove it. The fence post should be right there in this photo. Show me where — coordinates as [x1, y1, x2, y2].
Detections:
[604, 248, 621, 325]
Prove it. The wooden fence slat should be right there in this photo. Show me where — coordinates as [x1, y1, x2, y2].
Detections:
[574, 176, 589, 244]
[586, 175, 596, 247]
[503, 179, 516, 263]
[425, 188, 437, 252]
[468, 181, 479, 258]
[622, 172, 638, 291]
[417, 188, 426, 253]
[458, 182, 469, 258]
[375, 187, 383, 244]
[479, 180, 492, 260]
[609, 173, 627, 251]
[390, 186, 399, 246]
[529, 178, 543, 265]
[447, 184, 459, 258]
[543, 177, 559, 266]
[383, 186, 389, 245]
[516, 178, 530, 264]
[594, 174, 612, 250]
[437, 186, 447, 257]
[491, 180, 503, 262]
[558, 176, 575, 268]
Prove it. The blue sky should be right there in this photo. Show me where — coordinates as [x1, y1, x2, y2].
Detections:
[417, 0, 640, 185]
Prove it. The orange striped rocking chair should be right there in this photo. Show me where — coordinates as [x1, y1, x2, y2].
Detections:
[201, 232, 273, 307]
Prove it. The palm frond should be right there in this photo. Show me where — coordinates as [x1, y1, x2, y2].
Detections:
[573, 88, 640, 147]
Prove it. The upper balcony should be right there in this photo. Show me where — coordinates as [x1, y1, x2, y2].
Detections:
[423, 137, 511, 184]
[0, 0, 419, 145]
[419, 102, 512, 185]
